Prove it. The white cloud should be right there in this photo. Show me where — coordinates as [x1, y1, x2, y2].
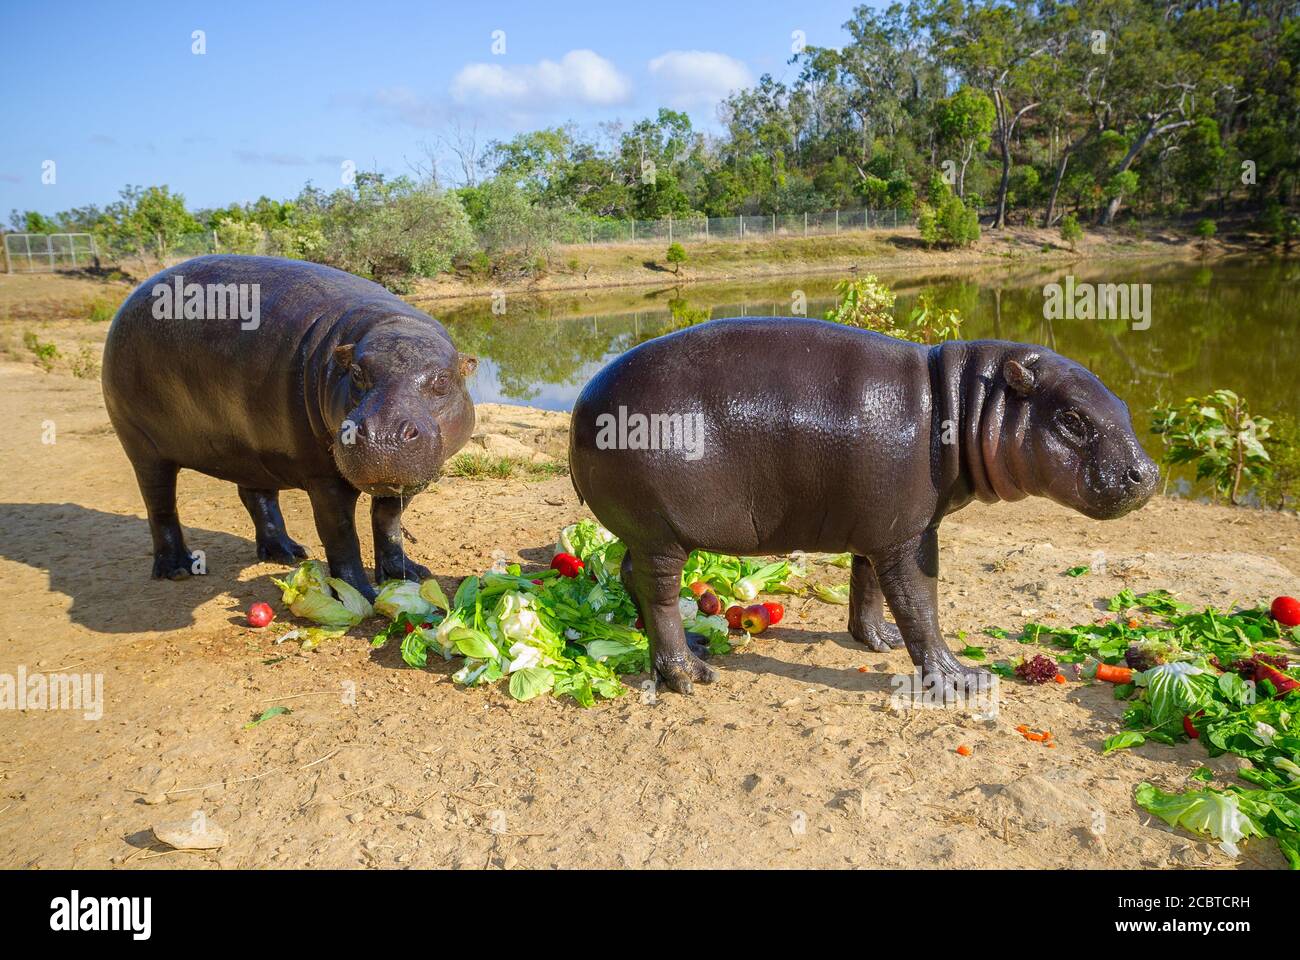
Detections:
[451, 49, 632, 109]
[648, 50, 752, 111]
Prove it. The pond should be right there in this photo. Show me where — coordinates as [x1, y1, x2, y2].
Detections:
[428, 257, 1300, 498]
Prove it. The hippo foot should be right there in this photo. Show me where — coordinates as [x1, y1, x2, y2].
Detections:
[654, 648, 718, 696]
[376, 554, 432, 583]
[851, 619, 904, 652]
[330, 564, 377, 604]
[256, 536, 308, 565]
[684, 630, 713, 659]
[918, 647, 993, 701]
[152, 549, 197, 581]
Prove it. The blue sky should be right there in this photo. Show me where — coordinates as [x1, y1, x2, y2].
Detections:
[0, 0, 869, 217]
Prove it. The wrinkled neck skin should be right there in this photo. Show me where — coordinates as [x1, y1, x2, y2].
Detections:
[930, 341, 1040, 517]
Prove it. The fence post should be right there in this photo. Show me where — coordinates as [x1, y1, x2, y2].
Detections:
[668, 217, 672, 244]
[804, 212, 807, 237]
[47, 235, 55, 270]
[70, 235, 78, 268]
[631, 219, 635, 242]
[590, 223, 594, 246]
[772, 213, 776, 236]
[740, 217, 744, 238]
[835, 210, 839, 234]
[212, 229, 219, 253]
[24, 233, 33, 272]
[705, 217, 709, 240]
[2, 237, 10, 274]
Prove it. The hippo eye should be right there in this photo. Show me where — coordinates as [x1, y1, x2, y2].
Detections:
[349, 364, 369, 391]
[1057, 409, 1092, 444]
[431, 370, 452, 395]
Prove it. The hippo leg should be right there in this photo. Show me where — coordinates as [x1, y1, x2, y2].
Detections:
[371, 496, 432, 583]
[619, 553, 711, 661]
[623, 548, 718, 695]
[128, 456, 197, 580]
[848, 555, 905, 651]
[872, 528, 990, 696]
[238, 487, 307, 565]
[305, 479, 375, 602]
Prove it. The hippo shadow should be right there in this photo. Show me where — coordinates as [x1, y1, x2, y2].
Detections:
[724, 627, 906, 693]
[0, 502, 260, 634]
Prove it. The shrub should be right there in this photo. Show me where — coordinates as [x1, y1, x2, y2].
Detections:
[1150, 390, 1271, 504]
[22, 331, 58, 372]
[917, 179, 979, 249]
[1060, 213, 1083, 251]
[665, 242, 687, 273]
[85, 296, 116, 323]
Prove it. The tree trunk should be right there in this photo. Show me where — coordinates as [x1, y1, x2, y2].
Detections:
[1099, 117, 1192, 225]
[1043, 152, 1070, 228]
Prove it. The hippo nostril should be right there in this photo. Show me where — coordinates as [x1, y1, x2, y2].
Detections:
[1126, 468, 1144, 485]
[399, 421, 420, 443]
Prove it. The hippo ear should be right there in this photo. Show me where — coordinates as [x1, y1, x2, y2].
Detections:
[334, 343, 356, 368]
[458, 353, 478, 378]
[1002, 358, 1037, 396]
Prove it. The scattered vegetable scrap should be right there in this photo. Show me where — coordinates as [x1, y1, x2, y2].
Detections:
[271, 520, 805, 707]
[1014, 654, 1061, 685]
[995, 588, 1300, 867]
[956, 744, 972, 757]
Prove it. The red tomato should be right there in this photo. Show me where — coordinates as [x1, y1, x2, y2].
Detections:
[1271, 596, 1300, 628]
[762, 601, 785, 625]
[247, 602, 274, 628]
[689, 581, 710, 597]
[1182, 715, 1199, 739]
[404, 621, 416, 634]
[724, 606, 744, 630]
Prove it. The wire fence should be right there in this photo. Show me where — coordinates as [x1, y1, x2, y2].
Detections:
[577, 207, 914, 246]
[2, 206, 917, 273]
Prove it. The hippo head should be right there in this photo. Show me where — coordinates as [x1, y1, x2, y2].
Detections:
[329, 327, 476, 498]
[973, 348, 1158, 520]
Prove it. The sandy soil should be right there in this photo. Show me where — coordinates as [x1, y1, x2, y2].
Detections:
[1, 336, 1298, 871]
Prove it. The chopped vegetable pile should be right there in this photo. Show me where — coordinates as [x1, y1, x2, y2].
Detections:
[997, 588, 1300, 867]
[272, 520, 804, 708]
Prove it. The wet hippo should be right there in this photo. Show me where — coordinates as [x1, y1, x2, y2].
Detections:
[102, 255, 476, 601]
[569, 317, 1158, 694]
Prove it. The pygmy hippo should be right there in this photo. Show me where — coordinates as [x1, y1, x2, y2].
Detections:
[102, 255, 476, 600]
[569, 317, 1158, 694]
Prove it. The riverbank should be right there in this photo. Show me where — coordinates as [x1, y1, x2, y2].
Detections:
[409, 221, 1259, 304]
[1, 352, 1298, 869]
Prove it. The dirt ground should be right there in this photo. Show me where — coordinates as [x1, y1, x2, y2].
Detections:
[0, 348, 1294, 868]
[1, 276, 1298, 870]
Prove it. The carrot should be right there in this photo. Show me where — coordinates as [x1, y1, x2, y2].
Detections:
[1015, 724, 1029, 734]
[1126, 618, 1140, 629]
[1053, 674, 1067, 684]
[1025, 732, 1046, 742]
[956, 745, 972, 757]
[857, 665, 869, 673]
[1095, 663, 1134, 684]
[1042, 730, 1053, 740]
[1046, 742, 1057, 748]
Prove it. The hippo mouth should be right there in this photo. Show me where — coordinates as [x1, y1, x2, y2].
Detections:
[358, 479, 434, 499]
